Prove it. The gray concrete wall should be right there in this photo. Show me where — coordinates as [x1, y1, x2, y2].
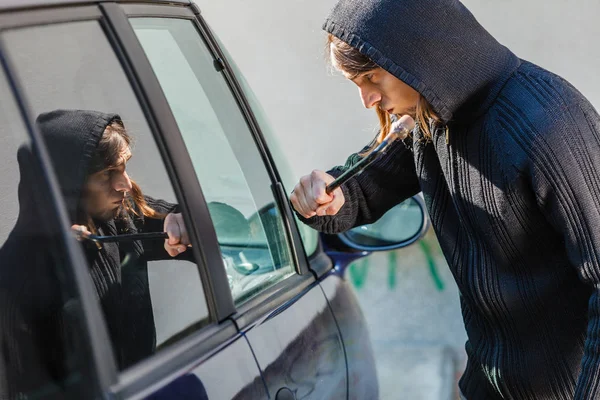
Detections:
[196, 0, 600, 182]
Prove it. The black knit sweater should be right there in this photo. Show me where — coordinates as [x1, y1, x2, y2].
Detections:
[304, 1, 600, 398]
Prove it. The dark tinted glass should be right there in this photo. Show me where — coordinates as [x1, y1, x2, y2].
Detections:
[0, 61, 97, 399]
[3, 20, 209, 373]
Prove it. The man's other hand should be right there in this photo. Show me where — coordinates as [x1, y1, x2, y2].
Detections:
[71, 224, 91, 241]
[164, 213, 190, 257]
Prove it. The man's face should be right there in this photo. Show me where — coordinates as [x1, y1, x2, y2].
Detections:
[341, 65, 420, 117]
[82, 145, 132, 221]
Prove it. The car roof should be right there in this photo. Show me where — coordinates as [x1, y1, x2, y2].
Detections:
[0, 0, 190, 13]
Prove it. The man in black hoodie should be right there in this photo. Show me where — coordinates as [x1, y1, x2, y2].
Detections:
[291, 0, 600, 399]
[0, 109, 190, 399]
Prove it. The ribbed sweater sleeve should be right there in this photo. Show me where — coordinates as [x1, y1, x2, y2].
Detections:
[524, 80, 600, 398]
[298, 138, 421, 233]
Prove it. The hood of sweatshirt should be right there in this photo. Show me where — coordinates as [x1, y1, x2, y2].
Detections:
[323, 0, 521, 123]
[35, 109, 121, 222]
[2, 109, 119, 248]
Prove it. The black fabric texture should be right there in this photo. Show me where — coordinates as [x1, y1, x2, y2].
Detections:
[36, 109, 121, 222]
[0, 110, 182, 398]
[301, 0, 600, 398]
[0, 146, 93, 399]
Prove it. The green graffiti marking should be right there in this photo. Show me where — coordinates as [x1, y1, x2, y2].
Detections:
[388, 251, 397, 289]
[348, 235, 445, 292]
[419, 239, 445, 291]
[348, 258, 369, 289]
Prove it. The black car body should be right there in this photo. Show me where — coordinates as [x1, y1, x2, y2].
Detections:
[0, 1, 428, 398]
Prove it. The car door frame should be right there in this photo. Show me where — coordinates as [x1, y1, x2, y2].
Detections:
[104, 2, 345, 396]
[112, 5, 350, 398]
[115, 1, 327, 332]
[126, 4, 350, 398]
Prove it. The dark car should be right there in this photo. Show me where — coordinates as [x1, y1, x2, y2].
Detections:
[0, 1, 428, 398]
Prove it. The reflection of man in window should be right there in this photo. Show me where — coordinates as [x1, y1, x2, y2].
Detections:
[40, 110, 191, 365]
[0, 109, 190, 398]
[62, 110, 189, 257]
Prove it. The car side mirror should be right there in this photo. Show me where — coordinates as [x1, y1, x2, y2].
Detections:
[337, 195, 429, 251]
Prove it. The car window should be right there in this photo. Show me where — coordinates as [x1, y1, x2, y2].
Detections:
[214, 40, 320, 257]
[130, 17, 296, 305]
[3, 20, 209, 371]
[0, 63, 98, 399]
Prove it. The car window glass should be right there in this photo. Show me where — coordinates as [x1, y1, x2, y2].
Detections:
[213, 39, 319, 257]
[3, 20, 209, 371]
[130, 17, 295, 305]
[0, 64, 98, 399]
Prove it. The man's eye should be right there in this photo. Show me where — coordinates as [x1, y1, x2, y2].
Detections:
[365, 73, 374, 81]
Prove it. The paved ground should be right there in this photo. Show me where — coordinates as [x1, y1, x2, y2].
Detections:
[346, 229, 468, 399]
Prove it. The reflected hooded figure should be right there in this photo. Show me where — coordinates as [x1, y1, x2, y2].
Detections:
[0, 109, 190, 398]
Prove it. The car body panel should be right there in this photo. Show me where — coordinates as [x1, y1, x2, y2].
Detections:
[141, 336, 268, 400]
[244, 283, 347, 399]
[320, 273, 379, 400]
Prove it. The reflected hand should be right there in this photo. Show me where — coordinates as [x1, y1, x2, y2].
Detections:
[71, 224, 91, 241]
[164, 213, 190, 257]
[290, 170, 345, 219]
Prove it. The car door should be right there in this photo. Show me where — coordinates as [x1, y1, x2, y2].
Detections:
[119, 3, 349, 398]
[203, 13, 382, 400]
[0, 3, 267, 399]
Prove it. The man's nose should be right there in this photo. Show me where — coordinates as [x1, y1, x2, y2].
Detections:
[113, 170, 132, 193]
[359, 86, 381, 109]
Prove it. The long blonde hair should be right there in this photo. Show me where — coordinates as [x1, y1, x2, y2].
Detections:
[327, 34, 440, 144]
